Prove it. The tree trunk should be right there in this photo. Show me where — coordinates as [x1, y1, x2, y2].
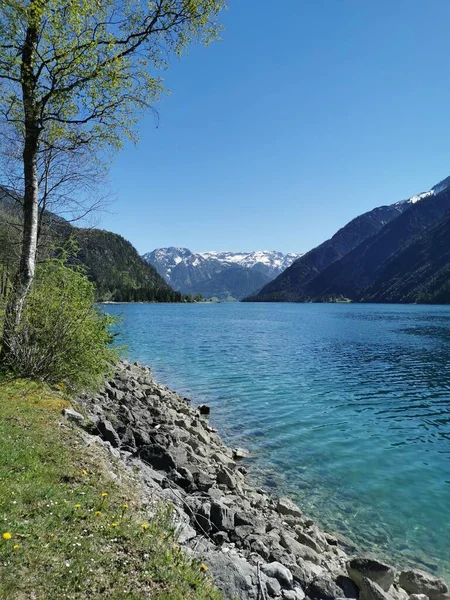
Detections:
[1, 12, 40, 360]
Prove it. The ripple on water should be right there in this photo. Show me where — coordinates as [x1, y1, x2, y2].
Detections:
[104, 302, 450, 579]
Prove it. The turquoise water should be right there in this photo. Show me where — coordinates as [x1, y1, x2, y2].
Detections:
[104, 303, 450, 577]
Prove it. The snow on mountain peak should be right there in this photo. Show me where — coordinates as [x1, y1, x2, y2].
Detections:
[143, 248, 302, 297]
[394, 175, 450, 209]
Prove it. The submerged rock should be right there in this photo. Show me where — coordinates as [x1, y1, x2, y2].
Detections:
[76, 361, 449, 600]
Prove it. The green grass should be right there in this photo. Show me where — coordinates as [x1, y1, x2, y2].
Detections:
[0, 379, 221, 600]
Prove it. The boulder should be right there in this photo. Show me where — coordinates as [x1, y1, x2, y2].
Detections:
[62, 408, 84, 425]
[210, 501, 235, 532]
[139, 444, 176, 472]
[175, 521, 197, 544]
[266, 577, 282, 596]
[347, 558, 395, 592]
[409, 595, 430, 600]
[217, 467, 238, 490]
[193, 471, 214, 491]
[198, 551, 258, 600]
[120, 426, 136, 451]
[360, 577, 391, 600]
[171, 467, 194, 490]
[250, 538, 271, 561]
[261, 562, 294, 589]
[279, 531, 321, 564]
[307, 576, 344, 600]
[96, 418, 120, 447]
[283, 589, 306, 600]
[233, 448, 250, 460]
[198, 404, 211, 415]
[335, 575, 359, 599]
[235, 511, 264, 530]
[295, 530, 324, 554]
[277, 497, 303, 519]
[399, 571, 448, 600]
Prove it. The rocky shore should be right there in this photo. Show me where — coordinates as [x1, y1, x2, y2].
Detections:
[73, 360, 449, 600]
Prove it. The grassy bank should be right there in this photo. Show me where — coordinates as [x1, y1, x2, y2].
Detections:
[0, 379, 221, 600]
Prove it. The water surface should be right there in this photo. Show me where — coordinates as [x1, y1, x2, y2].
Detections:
[104, 302, 450, 577]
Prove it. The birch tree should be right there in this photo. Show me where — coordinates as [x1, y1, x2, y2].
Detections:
[0, 0, 224, 357]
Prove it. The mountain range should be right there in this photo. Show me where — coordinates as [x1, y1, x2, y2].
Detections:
[246, 176, 450, 304]
[143, 248, 300, 300]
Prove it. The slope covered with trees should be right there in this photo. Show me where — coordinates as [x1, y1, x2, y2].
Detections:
[360, 211, 450, 304]
[0, 188, 183, 303]
[245, 204, 407, 302]
[245, 180, 450, 305]
[73, 229, 184, 303]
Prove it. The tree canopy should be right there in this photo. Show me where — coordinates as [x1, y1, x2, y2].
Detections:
[0, 0, 225, 357]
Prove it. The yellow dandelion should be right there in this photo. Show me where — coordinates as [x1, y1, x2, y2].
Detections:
[82, 469, 88, 476]
[2, 532, 11, 541]
[101, 492, 108, 498]
[200, 563, 208, 572]
[13, 544, 19, 551]
[111, 522, 119, 527]
[74, 504, 82, 509]
[141, 523, 149, 531]
[122, 504, 129, 510]
[95, 511, 102, 517]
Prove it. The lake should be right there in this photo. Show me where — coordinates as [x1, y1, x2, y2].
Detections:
[103, 302, 450, 577]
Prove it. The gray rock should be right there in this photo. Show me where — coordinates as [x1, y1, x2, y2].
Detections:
[210, 501, 235, 532]
[347, 558, 395, 592]
[360, 577, 391, 600]
[409, 595, 430, 600]
[250, 538, 271, 561]
[212, 531, 229, 545]
[390, 585, 410, 600]
[335, 575, 359, 599]
[120, 426, 136, 451]
[296, 529, 325, 554]
[283, 589, 306, 600]
[233, 525, 255, 541]
[175, 522, 197, 544]
[198, 404, 211, 415]
[235, 511, 262, 528]
[194, 502, 212, 535]
[399, 571, 448, 599]
[277, 497, 303, 519]
[171, 467, 194, 490]
[307, 577, 344, 600]
[139, 444, 176, 472]
[133, 427, 152, 447]
[266, 576, 282, 596]
[199, 551, 258, 600]
[233, 448, 250, 460]
[96, 418, 120, 447]
[217, 467, 238, 489]
[261, 562, 294, 589]
[193, 471, 214, 491]
[62, 408, 84, 425]
[280, 531, 321, 564]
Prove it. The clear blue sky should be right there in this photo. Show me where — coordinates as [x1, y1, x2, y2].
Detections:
[101, 0, 450, 255]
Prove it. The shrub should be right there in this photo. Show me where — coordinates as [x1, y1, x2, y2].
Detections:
[3, 256, 119, 390]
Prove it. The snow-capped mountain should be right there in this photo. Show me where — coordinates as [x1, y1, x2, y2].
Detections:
[395, 175, 450, 207]
[142, 248, 301, 300]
